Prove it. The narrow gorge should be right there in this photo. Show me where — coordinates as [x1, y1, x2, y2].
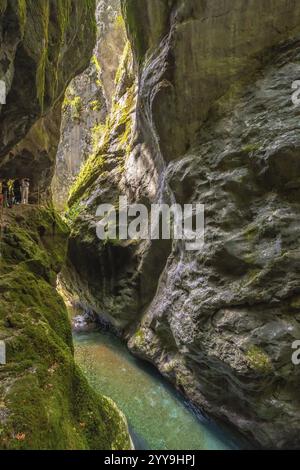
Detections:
[0, 0, 300, 451]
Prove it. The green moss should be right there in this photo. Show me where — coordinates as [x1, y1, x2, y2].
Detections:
[115, 13, 126, 31]
[17, 0, 27, 36]
[65, 200, 85, 227]
[241, 143, 261, 154]
[246, 345, 272, 373]
[133, 329, 145, 348]
[91, 122, 106, 147]
[68, 153, 106, 207]
[57, 0, 71, 39]
[36, 0, 50, 112]
[68, 42, 135, 211]
[63, 94, 83, 120]
[91, 54, 101, 73]
[89, 100, 102, 112]
[114, 41, 131, 84]
[243, 224, 258, 242]
[0, 206, 131, 450]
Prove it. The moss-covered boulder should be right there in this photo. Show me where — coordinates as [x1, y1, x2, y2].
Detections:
[0, 206, 131, 450]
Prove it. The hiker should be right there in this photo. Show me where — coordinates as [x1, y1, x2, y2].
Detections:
[13, 179, 21, 204]
[21, 178, 30, 204]
[7, 179, 14, 208]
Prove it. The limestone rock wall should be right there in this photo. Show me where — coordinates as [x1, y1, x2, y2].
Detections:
[52, 0, 126, 210]
[67, 0, 300, 448]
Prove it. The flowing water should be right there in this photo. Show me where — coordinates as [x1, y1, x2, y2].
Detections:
[73, 329, 241, 450]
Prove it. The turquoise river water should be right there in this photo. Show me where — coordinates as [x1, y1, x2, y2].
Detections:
[73, 330, 241, 451]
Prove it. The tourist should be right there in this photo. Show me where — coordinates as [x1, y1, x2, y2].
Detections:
[13, 179, 21, 204]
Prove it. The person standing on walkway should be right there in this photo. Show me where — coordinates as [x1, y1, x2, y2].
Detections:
[7, 179, 14, 207]
[21, 179, 30, 204]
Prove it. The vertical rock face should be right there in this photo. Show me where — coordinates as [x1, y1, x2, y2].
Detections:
[52, 0, 126, 209]
[68, 0, 300, 448]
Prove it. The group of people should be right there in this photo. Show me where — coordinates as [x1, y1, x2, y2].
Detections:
[0, 178, 30, 208]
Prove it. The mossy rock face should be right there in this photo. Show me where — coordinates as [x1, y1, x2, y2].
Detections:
[122, 0, 300, 162]
[0, 206, 131, 450]
[66, 0, 300, 450]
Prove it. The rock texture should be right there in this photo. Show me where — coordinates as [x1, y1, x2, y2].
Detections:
[52, 0, 126, 209]
[67, 0, 300, 449]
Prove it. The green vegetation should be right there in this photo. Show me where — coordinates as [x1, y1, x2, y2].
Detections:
[68, 42, 136, 208]
[246, 345, 272, 373]
[114, 13, 126, 33]
[89, 99, 102, 112]
[69, 153, 107, 207]
[114, 41, 131, 85]
[57, 0, 71, 39]
[36, 0, 50, 112]
[63, 94, 83, 120]
[91, 54, 101, 73]
[133, 329, 146, 349]
[0, 206, 131, 449]
[241, 143, 261, 154]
